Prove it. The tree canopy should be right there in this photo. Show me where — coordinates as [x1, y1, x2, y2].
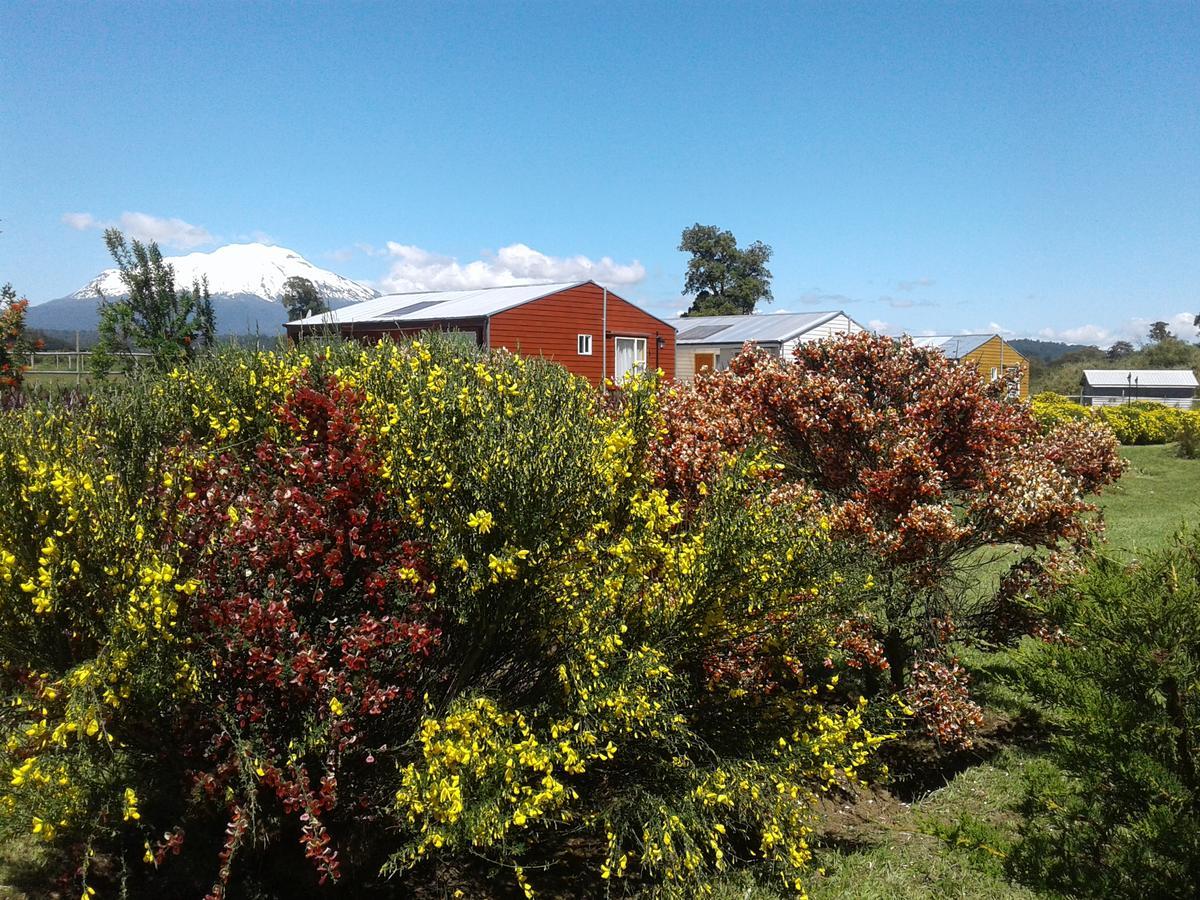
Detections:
[1148, 320, 1173, 343]
[1106, 340, 1134, 360]
[281, 276, 328, 321]
[678, 223, 773, 317]
[92, 229, 216, 376]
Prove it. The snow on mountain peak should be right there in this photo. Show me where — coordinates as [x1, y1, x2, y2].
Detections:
[70, 242, 378, 305]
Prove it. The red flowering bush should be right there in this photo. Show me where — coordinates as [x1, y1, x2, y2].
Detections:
[1, 282, 40, 394]
[163, 376, 441, 895]
[655, 333, 1125, 745]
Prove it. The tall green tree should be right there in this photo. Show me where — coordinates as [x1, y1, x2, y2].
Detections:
[678, 223, 773, 317]
[281, 275, 327, 321]
[1148, 320, 1173, 343]
[92, 229, 216, 376]
[1106, 340, 1134, 360]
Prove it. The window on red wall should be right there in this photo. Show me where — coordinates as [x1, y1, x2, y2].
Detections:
[614, 337, 647, 380]
[577, 334, 593, 355]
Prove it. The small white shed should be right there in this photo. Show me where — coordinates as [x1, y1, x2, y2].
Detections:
[1081, 369, 1198, 409]
[665, 311, 865, 381]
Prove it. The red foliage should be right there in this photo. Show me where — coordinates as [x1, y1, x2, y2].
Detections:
[701, 611, 807, 697]
[0, 289, 41, 393]
[834, 615, 890, 673]
[164, 376, 441, 888]
[654, 334, 1125, 745]
[904, 654, 986, 748]
[656, 334, 1121, 570]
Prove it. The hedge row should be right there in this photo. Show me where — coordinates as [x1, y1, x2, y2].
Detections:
[1032, 392, 1200, 454]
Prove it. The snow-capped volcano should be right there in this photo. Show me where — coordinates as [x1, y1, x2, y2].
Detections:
[29, 243, 378, 335]
[70, 243, 377, 307]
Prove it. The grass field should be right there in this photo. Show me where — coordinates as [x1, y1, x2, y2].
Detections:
[1097, 443, 1200, 553]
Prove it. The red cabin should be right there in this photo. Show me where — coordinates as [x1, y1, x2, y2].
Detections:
[285, 280, 675, 386]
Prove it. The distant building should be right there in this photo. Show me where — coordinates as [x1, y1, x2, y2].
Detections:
[909, 334, 1031, 400]
[665, 311, 865, 381]
[286, 281, 675, 387]
[1080, 369, 1198, 409]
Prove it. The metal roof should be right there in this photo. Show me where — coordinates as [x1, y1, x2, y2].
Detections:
[290, 281, 588, 326]
[664, 311, 850, 345]
[908, 334, 998, 358]
[1082, 369, 1199, 388]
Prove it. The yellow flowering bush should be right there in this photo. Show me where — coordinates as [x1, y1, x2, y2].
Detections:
[1178, 413, 1200, 458]
[0, 338, 892, 897]
[1029, 391, 1092, 429]
[1032, 391, 1200, 447]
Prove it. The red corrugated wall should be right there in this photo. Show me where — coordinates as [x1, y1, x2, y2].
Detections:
[488, 283, 675, 387]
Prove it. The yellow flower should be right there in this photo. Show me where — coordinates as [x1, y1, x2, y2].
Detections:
[123, 786, 141, 821]
[466, 510, 494, 534]
[329, 697, 345, 717]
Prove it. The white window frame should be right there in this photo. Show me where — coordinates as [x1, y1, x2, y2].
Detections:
[613, 336, 647, 381]
[577, 333, 593, 355]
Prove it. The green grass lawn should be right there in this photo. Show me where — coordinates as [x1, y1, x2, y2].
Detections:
[1097, 443, 1200, 554]
[807, 750, 1057, 900]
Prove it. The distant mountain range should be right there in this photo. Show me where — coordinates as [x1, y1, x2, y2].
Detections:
[26, 243, 378, 335]
[1008, 338, 1100, 363]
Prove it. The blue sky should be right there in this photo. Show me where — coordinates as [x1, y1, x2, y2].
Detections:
[2, 0, 1197, 345]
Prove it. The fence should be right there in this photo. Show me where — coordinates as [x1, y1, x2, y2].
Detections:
[1083, 393, 1196, 410]
[24, 349, 153, 382]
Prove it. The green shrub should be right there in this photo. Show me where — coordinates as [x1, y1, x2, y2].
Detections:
[1011, 532, 1200, 897]
[1178, 414, 1200, 459]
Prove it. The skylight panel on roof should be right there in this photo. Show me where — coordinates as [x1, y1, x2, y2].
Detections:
[678, 323, 731, 340]
[379, 300, 445, 318]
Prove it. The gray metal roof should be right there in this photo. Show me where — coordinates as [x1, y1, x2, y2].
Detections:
[664, 311, 851, 345]
[1082, 369, 1199, 388]
[290, 281, 588, 326]
[908, 334, 998, 358]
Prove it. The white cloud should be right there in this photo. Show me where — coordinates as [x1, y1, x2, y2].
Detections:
[867, 318, 895, 334]
[1146, 312, 1200, 341]
[118, 212, 213, 249]
[1036, 324, 1115, 345]
[378, 242, 646, 293]
[896, 277, 935, 292]
[1034, 312, 1200, 348]
[61, 210, 214, 249]
[796, 288, 859, 307]
[62, 212, 100, 231]
[235, 230, 276, 245]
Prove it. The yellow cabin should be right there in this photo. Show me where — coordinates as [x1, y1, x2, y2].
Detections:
[910, 334, 1030, 400]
